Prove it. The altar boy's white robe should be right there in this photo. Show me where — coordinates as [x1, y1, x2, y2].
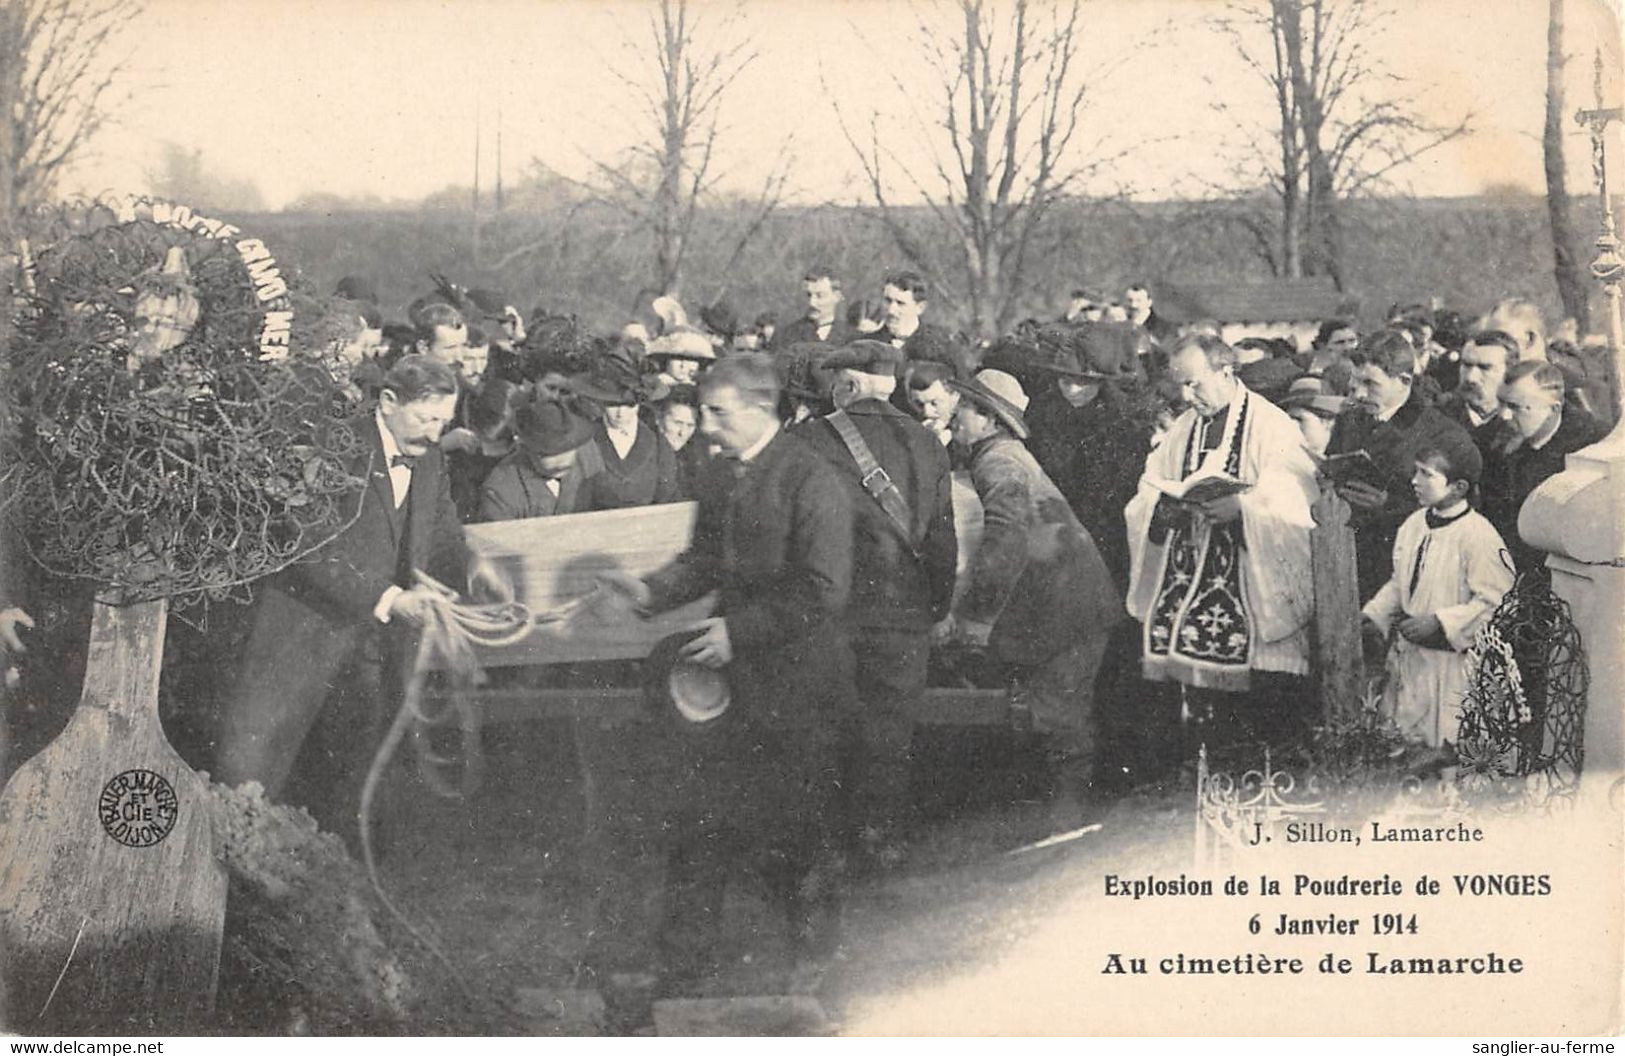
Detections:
[1126, 384, 1318, 691]
[1361, 506, 1513, 747]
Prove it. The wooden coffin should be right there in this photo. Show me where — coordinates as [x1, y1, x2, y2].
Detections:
[462, 472, 984, 668]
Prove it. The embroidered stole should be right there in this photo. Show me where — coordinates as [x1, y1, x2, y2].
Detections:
[1143, 393, 1254, 691]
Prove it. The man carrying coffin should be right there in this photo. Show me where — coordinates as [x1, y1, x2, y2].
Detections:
[1124, 335, 1318, 743]
[598, 353, 856, 978]
[801, 339, 958, 868]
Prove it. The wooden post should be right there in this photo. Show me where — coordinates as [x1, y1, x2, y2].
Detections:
[1310, 481, 1365, 724]
[0, 597, 226, 1031]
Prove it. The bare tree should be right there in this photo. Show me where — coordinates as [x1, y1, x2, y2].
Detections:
[595, 0, 787, 300]
[0, 0, 139, 250]
[1207, 0, 1472, 288]
[1544, 0, 1589, 330]
[839, 0, 1124, 338]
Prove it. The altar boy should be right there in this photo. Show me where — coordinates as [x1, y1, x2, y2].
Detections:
[1360, 433, 1514, 749]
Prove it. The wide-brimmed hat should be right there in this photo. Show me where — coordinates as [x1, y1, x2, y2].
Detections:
[643, 629, 732, 728]
[1032, 322, 1144, 381]
[569, 349, 669, 405]
[646, 327, 717, 362]
[948, 369, 1030, 439]
[515, 395, 595, 456]
[1279, 375, 1347, 419]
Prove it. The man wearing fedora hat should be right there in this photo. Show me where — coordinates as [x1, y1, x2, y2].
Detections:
[478, 394, 602, 520]
[941, 369, 1121, 825]
[570, 350, 683, 510]
[598, 352, 856, 979]
[800, 339, 958, 867]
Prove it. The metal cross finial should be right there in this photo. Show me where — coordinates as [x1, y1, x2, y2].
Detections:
[1575, 47, 1625, 443]
[1577, 49, 1623, 211]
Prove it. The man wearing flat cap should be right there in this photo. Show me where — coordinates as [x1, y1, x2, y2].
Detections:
[941, 370, 1120, 826]
[478, 394, 602, 520]
[800, 339, 958, 867]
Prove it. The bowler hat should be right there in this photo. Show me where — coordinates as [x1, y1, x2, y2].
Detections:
[643, 629, 732, 727]
[947, 369, 1030, 439]
[515, 396, 595, 456]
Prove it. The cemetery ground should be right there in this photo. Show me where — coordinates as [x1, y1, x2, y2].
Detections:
[222, 713, 1203, 1037]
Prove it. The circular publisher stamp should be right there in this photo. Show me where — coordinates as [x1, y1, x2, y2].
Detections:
[98, 769, 179, 847]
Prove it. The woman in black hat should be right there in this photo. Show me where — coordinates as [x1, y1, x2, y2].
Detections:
[570, 352, 683, 510]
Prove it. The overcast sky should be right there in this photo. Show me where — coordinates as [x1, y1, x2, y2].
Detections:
[66, 0, 1625, 210]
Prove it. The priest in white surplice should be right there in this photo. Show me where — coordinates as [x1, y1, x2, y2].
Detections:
[1125, 336, 1318, 714]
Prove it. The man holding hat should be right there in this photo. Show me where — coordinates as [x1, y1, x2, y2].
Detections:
[800, 338, 958, 866]
[941, 369, 1120, 826]
[598, 353, 857, 978]
[478, 394, 602, 520]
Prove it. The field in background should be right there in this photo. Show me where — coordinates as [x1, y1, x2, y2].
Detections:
[241, 193, 1602, 338]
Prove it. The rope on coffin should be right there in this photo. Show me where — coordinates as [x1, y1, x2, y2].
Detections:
[356, 571, 600, 994]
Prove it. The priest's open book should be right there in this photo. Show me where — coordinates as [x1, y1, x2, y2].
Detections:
[1143, 470, 1252, 505]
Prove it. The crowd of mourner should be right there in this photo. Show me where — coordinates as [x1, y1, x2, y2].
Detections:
[2, 262, 1615, 990]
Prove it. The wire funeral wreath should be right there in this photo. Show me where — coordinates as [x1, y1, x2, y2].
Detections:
[4, 196, 367, 606]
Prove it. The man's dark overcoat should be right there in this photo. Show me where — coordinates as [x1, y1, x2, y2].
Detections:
[799, 398, 957, 632]
[1325, 391, 1470, 601]
[644, 427, 855, 826]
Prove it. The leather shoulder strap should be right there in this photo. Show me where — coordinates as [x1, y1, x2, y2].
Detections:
[825, 410, 919, 557]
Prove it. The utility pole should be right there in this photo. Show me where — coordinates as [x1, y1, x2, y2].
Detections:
[472, 96, 482, 264]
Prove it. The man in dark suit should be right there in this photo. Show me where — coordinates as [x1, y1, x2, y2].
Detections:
[215, 355, 498, 819]
[1125, 283, 1177, 345]
[1326, 330, 1472, 601]
[874, 270, 970, 375]
[600, 353, 855, 977]
[770, 266, 853, 348]
[800, 339, 957, 868]
[478, 393, 601, 520]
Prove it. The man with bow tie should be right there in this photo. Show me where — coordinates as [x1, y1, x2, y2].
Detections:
[215, 355, 503, 835]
